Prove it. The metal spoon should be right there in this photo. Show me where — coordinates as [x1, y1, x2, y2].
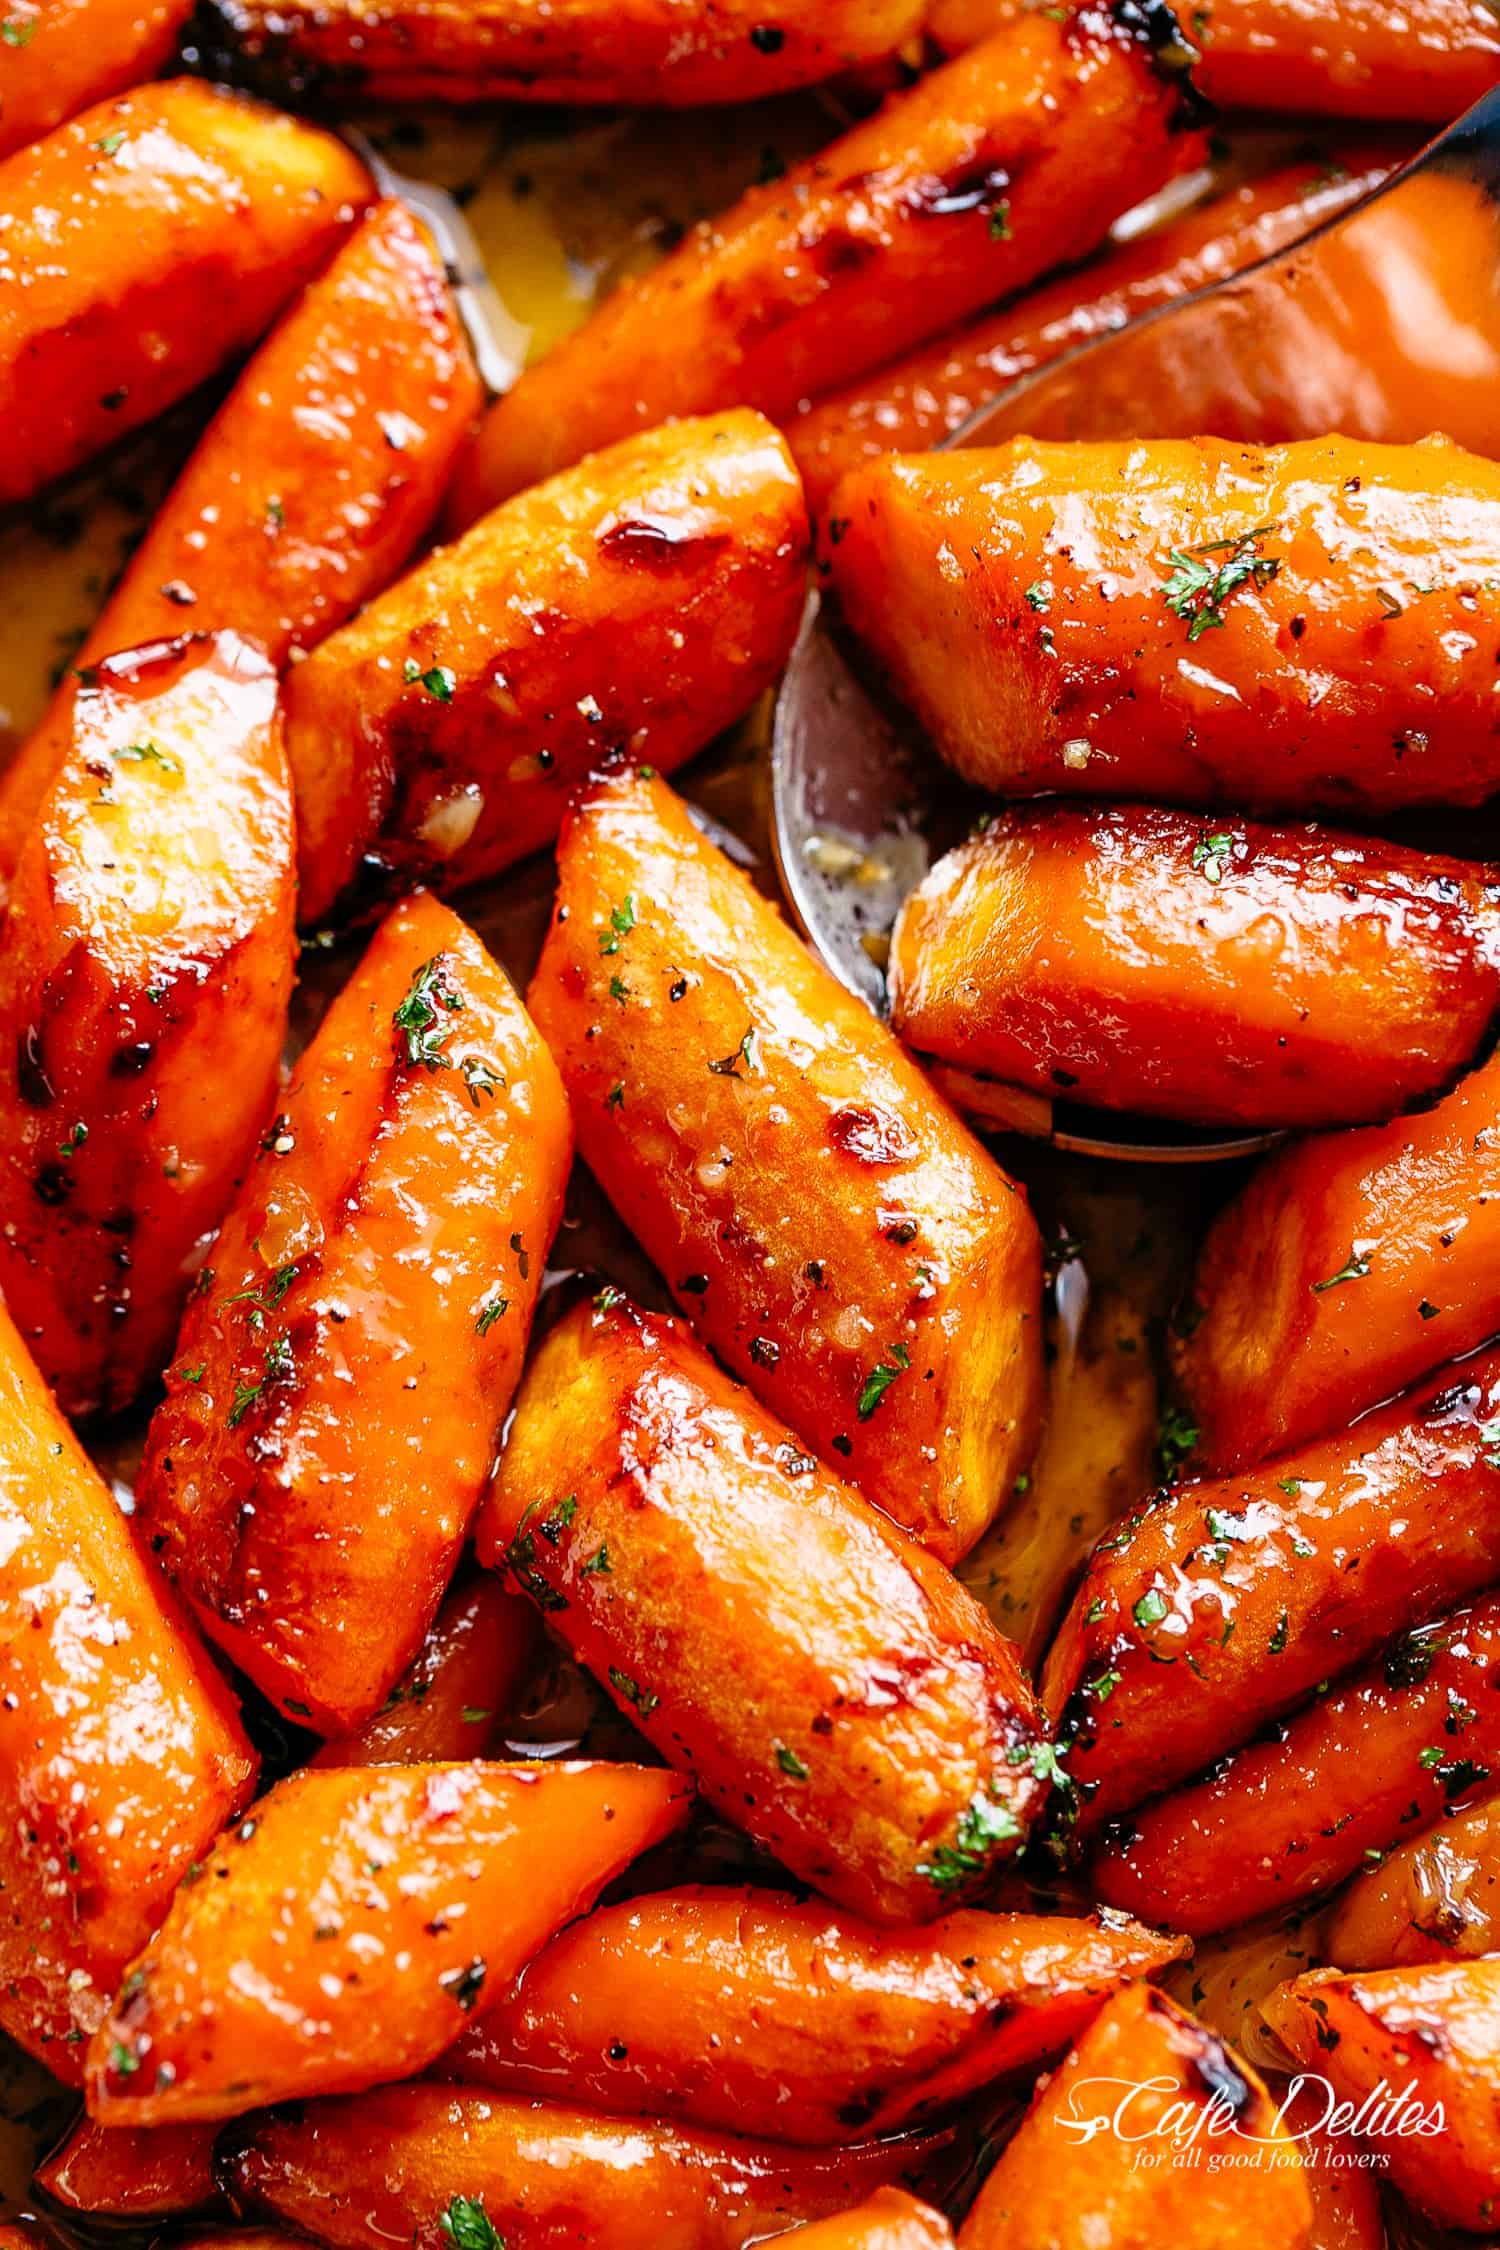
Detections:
[771, 86, 1500, 1163]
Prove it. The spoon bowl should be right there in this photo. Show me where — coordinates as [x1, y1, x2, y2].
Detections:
[772, 86, 1500, 1163]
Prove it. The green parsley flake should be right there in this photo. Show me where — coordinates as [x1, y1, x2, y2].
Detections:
[1162, 524, 1282, 642]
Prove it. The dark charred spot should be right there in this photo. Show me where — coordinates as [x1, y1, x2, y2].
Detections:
[16, 1027, 54, 1110]
[828, 1102, 919, 1164]
[749, 22, 784, 50]
[902, 161, 1012, 222]
[597, 517, 729, 572]
[110, 1041, 155, 1078]
[836, 2090, 884, 2130]
[31, 1164, 71, 1208]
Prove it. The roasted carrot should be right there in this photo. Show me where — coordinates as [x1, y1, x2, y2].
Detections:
[206, 0, 926, 106]
[0, 630, 294, 1417]
[1174, 1048, 1500, 1473]
[1325, 1796, 1500, 1970]
[0, 1292, 256, 2080]
[1264, 1960, 1500, 2231]
[891, 804, 1500, 1130]
[311, 1574, 539, 1768]
[89, 1759, 691, 2124]
[449, 1886, 1185, 2142]
[36, 2117, 220, 2216]
[0, 0, 193, 160]
[1045, 1348, 1500, 1827]
[525, 765, 1043, 1564]
[1092, 1592, 1500, 1937]
[289, 411, 807, 924]
[825, 433, 1500, 816]
[790, 146, 1402, 516]
[226, 2083, 942, 2250]
[134, 891, 570, 1737]
[0, 196, 478, 882]
[960, 1982, 1312, 2250]
[779, 2192, 955, 2247]
[477, 1296, 1048, 1924]
[0, 79, 368, 507]
[928, 0, 1500, 119]
[447, 0, 1203, 518]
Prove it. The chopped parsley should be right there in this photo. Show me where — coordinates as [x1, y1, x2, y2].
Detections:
[857, 1343, 910, 1420]
[1311, 1250, 1371, 1293]
[441, 2197, 504, 2250]
[1162, 524, 1282, 642]
[915, 1787, 1020, 1895]
[112, 739, 181, 773]
[708, 1028, 758, 1078]
[393, 956, 465, 1070]
[475, 1295, 508, 1335]
[1156, 1402, 1199, 1479]
[403, 659, 456, 701]
[775, 1744, 810, 1780]
[1191, 831, 1234, 883]
[608, 1667, 660, 1718]
[598, 896, 636, 955]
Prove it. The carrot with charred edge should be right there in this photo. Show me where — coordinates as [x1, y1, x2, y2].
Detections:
[1045, 1347, 1500, 1828]
[1264, 1960, 1500, 2232]
[0, 1293, 256, 2080]
[311, 1575, 539, 1768]
[449, 1885, 1185, 2142]
[36, 2118, 220, 2217]
[890, 804, 1500, 1130]
[446, 0, 1202, 518]
[525, 766, 1042, 1564]
[0, 0, 193, 160]
[477, 1296, 1047, 1924]
[960, 1982, 1311, 2249]
[0, 79, 369, 507]
[1325, 1797, 1500, 1970]
[824, 433, 1500, 817]
[134, 892, 571, 1737]
[205, 0, 927, 107]
[0, 197, 479, 882]
[791, 146, 1404, 516]
[1174, 1048, 1500, 1476]
[928, 0, 1500, 120]
[1092, 1591, 1500, 1937]
[778, 2191, 955, 2247]
[0, 631, 294, 1418]
[225, 2083, 946, 2250]
[89, 1760, 691, 2124]
[288, 411, 808, 924]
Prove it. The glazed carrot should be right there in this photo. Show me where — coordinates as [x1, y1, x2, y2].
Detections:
[1325, 1797, 1500, 1970]
[1044, 1348, 1500, 1826]
[310, 1575, 539, 1768]
[288, 412, 808, 924]
[0, 1292, 255, 2080]
[0, 196, 479, 882]
[134, 892, 570, 1736]
[824, 433, 1500, 816]
[226, 2083, 941, 2250]
[0, 0, 192, 160]
[36, 2117, 220, 2216]
[1092, 1592, 1500, 1937]
[790, 147, 1402, 515]
[960, 1983, 1312, 2250]
[477, 1296, 1048, 1924]
[1174, 1048, 1500, 1473]
[207, 0, 926, 106]
[525, 766, 1043, 1564]
[1276, 2078, 1385, 2250]
[779, 2191, 955, 2247]
[890, 804, 1500, 1130]
[449, 1886, 1185, 2142]
[447, 0, 1202, 517]
[927, 0, 1500, 120]
[89, 1760, 691, 2124]
[1264, 1960, 1500, 2231]
[0, 79, 368, 506]
[0, 630, 294, 1417]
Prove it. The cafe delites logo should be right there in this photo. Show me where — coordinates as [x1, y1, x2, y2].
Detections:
[1053, 2067, 1445, 2173]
